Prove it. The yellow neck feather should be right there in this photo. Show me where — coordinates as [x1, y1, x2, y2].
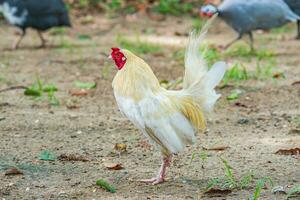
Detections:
[112, 50, 160, 101]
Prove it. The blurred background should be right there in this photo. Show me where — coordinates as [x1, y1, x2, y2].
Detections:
[0, 0, 299, 199]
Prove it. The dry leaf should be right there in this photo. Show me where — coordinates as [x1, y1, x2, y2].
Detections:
[114, 143, 127, 152]
[288, 129, 300, 135]
[275, 148, 300, 155]
[104, 163, 124, 170]
[148, 13, 165, 21]
[58, 154, 90, 162]
[204, 146, 230, 151]
[5, 168, 23, 176]
[292, 81, 300, 86]
[66, 105, 80, 109]
[204, 188, 232, 195]
[234, 102, 248, 108]
[272, 72, 284, 79]
[69, 89, 88, 96]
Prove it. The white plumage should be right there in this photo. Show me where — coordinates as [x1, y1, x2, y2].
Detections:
[111, 15, 226, 184]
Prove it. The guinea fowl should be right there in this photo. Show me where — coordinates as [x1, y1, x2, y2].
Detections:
[0, 0, 71, 49]
[200, 0, 300, 49]
[283, 0, 300, 39]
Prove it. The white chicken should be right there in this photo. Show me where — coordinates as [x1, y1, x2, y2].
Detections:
[110, 16, 226, 185]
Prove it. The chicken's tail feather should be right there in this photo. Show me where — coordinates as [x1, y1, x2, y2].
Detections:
[183, 14, 227, 113]
[183, 14, 218, 89]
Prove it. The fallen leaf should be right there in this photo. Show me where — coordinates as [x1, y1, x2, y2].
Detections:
[148, 13, 165, 21]
[288, 129, 300, 135]
[39, 150, 56, 161]
[203, 146, 230, 151]
[5, 168, 23, 176]
[275, 148, 300, 156]
[114, 143, 127, 152]
[204, 188, 232, 195]
[96, 179, 116, 193]
[234, 102, 248, 108]
[104, 163, 124, 170]
[272, 72, 285, 79]
[292, 81, 300, 86]
[58, 154, 90, 162]
[69, 89, 88, 96]
[66, 105, 80, 109]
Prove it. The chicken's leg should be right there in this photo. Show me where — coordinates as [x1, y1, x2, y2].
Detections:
[140, 154, 172, 185]
[37, 31, 47, 48]
[12, 29, 26, 50]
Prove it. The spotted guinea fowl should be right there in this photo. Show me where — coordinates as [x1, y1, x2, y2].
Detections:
[0, 0, 71, 49]
[200, 0, 300, 49]
[283, 0, 300, 39]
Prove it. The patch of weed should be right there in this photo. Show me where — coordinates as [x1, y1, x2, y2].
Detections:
[294, 116, 300, 127]
[152, 0, 193, 16]
[24, 76, 59, 106]
[287, 185, 300, 199]
[205, 158, 260, 192]
[248, 177, 273, 200]
[225, 44, 275, 60]
[116, 35, 162, 54]
[222, 62, 248, 85]
[271, 24, 294, 34]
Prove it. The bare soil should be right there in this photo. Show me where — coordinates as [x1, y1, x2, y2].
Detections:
[0, 14, 299, 200]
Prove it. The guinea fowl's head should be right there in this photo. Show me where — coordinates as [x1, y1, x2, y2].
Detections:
[200, 5, 217, 18]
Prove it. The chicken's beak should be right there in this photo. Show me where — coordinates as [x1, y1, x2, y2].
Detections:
[108, 55, 112, 59]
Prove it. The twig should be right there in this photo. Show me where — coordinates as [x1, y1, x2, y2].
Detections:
[0, 86, 28, 93]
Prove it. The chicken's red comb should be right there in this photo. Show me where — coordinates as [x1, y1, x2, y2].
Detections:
[111, 47, 120, 52]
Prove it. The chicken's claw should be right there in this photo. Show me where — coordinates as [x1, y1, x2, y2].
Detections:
[140, 177, 165, 185]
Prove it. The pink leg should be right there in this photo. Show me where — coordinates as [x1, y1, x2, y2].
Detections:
[140, 155, 172, 185]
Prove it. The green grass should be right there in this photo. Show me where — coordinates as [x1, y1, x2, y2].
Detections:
[294, 117, 300, 127]
[24, 76, 59, 106]
[151, 0, 193, 16]
[271, 24, 294, 34]
[205, 158, 254, 191]
[190, 150, 208, 166]
[201, 45, 221, 67]
[205, 157, 273, 199]
[225, 44, 275, 60]
[50, 27, 66, 36]
[248, 177, 273, 200]
[221, 60, 281, 86]
[116, 35, 162, 54]
[222, 62, 249, 85]
[287, 185, 300, 198]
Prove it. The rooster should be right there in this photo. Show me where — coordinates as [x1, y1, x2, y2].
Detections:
[110, 16, 226, 185]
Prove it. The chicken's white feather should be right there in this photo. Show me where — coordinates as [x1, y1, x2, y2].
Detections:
[183, 14, 227, 113]
[115, 91, 196, 155]
[183, 14, 218, 89]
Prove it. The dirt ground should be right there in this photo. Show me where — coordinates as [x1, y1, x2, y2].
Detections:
[0, 13, 300, 200]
